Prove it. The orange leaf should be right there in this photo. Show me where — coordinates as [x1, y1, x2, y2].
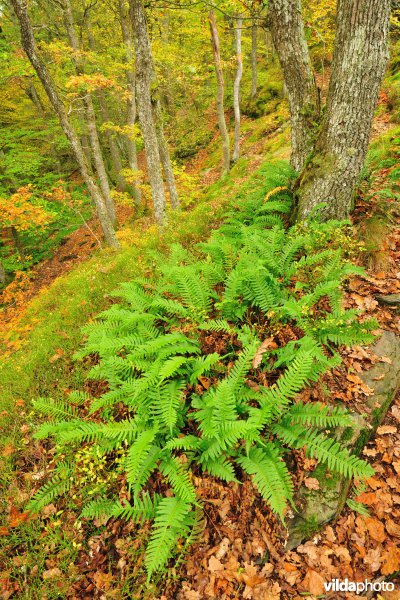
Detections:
[364, 517, 386, 543]
[381, 546, 400, 575]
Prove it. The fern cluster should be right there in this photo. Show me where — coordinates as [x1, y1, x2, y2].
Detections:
[29, 163, 376, 580]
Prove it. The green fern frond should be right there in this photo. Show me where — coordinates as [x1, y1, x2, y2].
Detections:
[237, 444, 293, 520]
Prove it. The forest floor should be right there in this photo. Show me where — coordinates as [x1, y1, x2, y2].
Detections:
[1, 88, 400, 599]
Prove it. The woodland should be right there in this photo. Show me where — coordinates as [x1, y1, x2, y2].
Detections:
[0, 0, 400, 598]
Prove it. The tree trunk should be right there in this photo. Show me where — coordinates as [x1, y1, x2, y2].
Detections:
[0, 260, 6, 286]
[209, 9, 231, 175]
[251, 20, 258, 99]
[84, 94, 116, 225]
[130, 0, 166, 226]
[97, 91, 127, 193]
[11, 226, 25, 260]
[118, 0, 141, 206]
[61, 0, 116, 226]
[232, 16, 243, 164]
[9, 0, 119, 248]
[154, 99, 180, 209]
[296, 0, 390, 220]
[268, 0, 320, 172]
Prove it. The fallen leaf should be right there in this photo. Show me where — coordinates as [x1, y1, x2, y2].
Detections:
[364, 517, 386, 543]
[252, 337, 277, 368]
[302, 569, 325, 595]
[381, 546, 400, 575]
[208, 556, 224, 573]
[386, 519, 400, 538]
[93, 571, 113, 591]
[377, 425, 397, 435]
[304, 477, 320, 490]
[42, 568, 62, 581]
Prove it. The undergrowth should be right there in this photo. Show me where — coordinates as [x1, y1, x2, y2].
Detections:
[28, 163, 377, 581]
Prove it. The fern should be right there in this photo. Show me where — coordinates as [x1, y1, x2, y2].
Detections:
[27, 462, 73, 513]
[237, 444, 294, 520]
[145, 497, 192, 579]
[30, 163, 377, 579]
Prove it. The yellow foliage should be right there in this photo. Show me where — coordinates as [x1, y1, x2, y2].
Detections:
[0, 186, 54, 232]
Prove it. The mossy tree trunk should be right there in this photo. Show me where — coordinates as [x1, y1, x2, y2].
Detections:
[118, 0, 141, 206]
[10, 0, 119, 248]
[209, 9, 231, 175]
[61, 0, 116, 226]
[232, 16, 243, 164]
[251, 20, 258, 99]
[296, 0, 391, 221]
[268, 0, 320, 172]
[130, 0, 166, 226]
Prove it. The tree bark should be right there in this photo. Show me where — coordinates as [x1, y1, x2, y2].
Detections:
[154, 98, 180, 209]
[251, 20, 258, 99]
[9, 0, 119, 248]
[268, 0, 320, 172]
[296, 0, 390, 220]
[118, 0, 141, 205]
[209, 9, 231, 175]
[232, 16, 243, 164]
[61, 0, 116, 226]
[97, 91, 127, 193]
[130, 0, 166, 226]
[0, 260, 6, 286]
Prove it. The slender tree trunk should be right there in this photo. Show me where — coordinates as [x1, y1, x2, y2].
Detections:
[154, 99, 180, 209]
[9, 0, 119, 248]
[130, 0, 166, 226]
[0, 260, 6, 286]
[251, 20, 258, 99]
[97, 91, 127, 192]
[61, 0, 116, 225]
[268, 0, 320, 172]
[209, 9, 230, 175]
[118, 0, 141, 205]
[84, 95, 116, 224]
[11, 227, 25, 260]
[296, 0, 390, 220]
[232, 16, 243, 164]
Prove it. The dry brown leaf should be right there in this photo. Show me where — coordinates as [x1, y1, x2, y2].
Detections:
[356, 492, 377, 506]
[381, 546, 400, 575]
[252, 337, 277, 368]
[241, 564, 265, 588]
[304, 477, 320, 490]
[93, 571, 113, 591]
[364, 517, 386, 543]
[377, 425, 397, 435]
[208, 556, 224, 573]
[42, 568, 62, 581]
[393, 461, 400, 474]
[386, 519, 400, 538]
[302, 569, 325, 596]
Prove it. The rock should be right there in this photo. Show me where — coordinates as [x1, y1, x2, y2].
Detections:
[285, 331, 400, 550]
[376, 293, 400, 307]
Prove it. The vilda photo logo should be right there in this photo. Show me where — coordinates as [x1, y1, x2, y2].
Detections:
[324, 579, 395, 594]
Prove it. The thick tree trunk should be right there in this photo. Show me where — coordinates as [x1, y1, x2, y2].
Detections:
[251, 21, 258, 99]
[130, 0, 166, 226]
[9, 0, 119, 248]
[268, 0, 320, 172]
[232, 17, 243, 164]
[118, 0, 141, 205]
[296, 0, 390, 220]
[209, 9, 231, 175]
